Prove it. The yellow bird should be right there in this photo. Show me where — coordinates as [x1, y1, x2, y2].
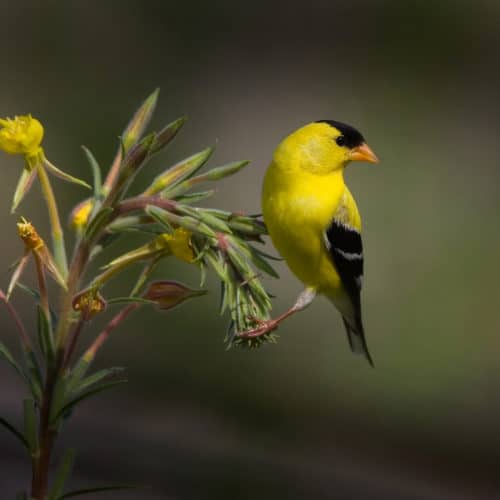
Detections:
[243, 121, 378, 365]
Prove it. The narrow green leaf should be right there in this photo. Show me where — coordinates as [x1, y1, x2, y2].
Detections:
[0, 342, 24, 377]
[144, 146, 214, 196]
[17, 282, 59, 324]
[0, 416, 29, 450]
[122, 88, 159, 152]
[76, 367, 126, 394]
[164, 160, 249, 198]
[23, 349, 43, 403]
[230, 239, 279, 279]
[150, 115, 186, 155]
[83, 207, 113, 242]
[175, 205, 232, 233]
[205, 250, 229, 281]
[43, 158, 91, 189]
[227, 217, 267, 237]
[59, 484, 137, 499]
[196, 160, 250, 181]
[81, 146, 102, 201]
[49, 376, 69, 424]
[144, 206, 174, 234]
[11, 167, 37, 213]
[251, 246, 283, 261]
[23, 399, 38, 454]
[146, 206, 216, 239]
[173, 190, 215, 204]
[65, 358, 92, 395]
[49, 448, 76, 500]
[55, 380, 127, 421]
[109, 133, 157, 203]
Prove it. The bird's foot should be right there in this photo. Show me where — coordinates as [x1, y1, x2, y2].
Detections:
[237, 318, 280, 339]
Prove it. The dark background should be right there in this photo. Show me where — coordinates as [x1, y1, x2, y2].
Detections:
[1, 1, 500, 498]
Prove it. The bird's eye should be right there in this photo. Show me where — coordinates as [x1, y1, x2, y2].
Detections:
[335, 135, 346, 147]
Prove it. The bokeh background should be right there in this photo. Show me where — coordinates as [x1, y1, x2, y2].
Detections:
[2, 1, 500, 498]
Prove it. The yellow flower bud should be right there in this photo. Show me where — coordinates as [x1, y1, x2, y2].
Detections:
[0, 115, 44, 158]
[70, 199, 93, 229]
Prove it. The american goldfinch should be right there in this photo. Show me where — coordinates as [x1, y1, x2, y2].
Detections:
[241, 120, 378, 365]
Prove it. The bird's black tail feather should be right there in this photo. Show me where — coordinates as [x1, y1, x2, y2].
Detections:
[342, 316, 374, 367]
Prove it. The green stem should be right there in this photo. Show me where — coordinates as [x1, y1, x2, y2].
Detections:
[37, 166, 68, 278]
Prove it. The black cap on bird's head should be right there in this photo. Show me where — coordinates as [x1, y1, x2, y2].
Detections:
[316, 119, 379, 163]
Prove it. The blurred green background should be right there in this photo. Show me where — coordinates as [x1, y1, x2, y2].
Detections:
[2, 1, 500, 498]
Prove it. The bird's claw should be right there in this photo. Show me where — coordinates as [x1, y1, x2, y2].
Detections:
[237, 318, 279, 339]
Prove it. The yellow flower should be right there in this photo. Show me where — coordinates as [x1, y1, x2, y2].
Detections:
[70, 199, 93, 229]
[162, 228, 195, 262]
[0, 115, 44, 158]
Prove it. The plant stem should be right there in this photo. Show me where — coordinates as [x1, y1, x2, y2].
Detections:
[37, 165, 68, 278]
[31, 364, 58, 499]
[62, 317, 86, 371]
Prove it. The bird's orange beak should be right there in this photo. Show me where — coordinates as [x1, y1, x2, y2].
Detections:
[350, 143, 379, 164]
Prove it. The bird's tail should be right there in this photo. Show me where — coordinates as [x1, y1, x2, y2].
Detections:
[342, 316, 374, 367]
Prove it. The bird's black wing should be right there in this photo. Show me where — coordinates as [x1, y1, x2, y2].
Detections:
[324, 218, 373, 365]
[324, 219, 363, 307]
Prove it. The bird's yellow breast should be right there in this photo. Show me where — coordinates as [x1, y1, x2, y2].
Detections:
[263, 161, 360, 294]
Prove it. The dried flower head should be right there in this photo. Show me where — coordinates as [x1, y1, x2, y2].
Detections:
[72, 289, 107, 319]
[17, 218, 44, 251]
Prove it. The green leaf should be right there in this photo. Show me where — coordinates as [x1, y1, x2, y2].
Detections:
[49, 448, 76, 500]
[16, 492, 28, 500]
[0, 416, 29, 450]
[49, 375, 69, 425]
[230, 239, 279, 279]
[146, 206, 216, 239]
[76, 367, 126, 394]
[65, 358, 92, 396]
[0, 342, 25, 380]
[173, 190, 215, 204]
[83, 207, 113, 242]
[23, 349, 43, 403]
[54, 380, 127, 421]
[16, 282, 59, 324]
[59, 484, 137, 499]
[144, 146, 214, 195]
[122, 88, 159, 152]
[175, 205, 232, 233]
[11, 167, 37, 213]
[43, 158, 91, 190]
[23, 399, 38, 455]
[81, 146, 102, 201]
[164, 160, 249, 198]
[150, 115, 186, 155]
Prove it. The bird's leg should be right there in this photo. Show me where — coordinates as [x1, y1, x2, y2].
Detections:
[239, 288, 317, 339]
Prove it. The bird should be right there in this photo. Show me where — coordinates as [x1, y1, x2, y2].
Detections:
[247, 120, 378, 365]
